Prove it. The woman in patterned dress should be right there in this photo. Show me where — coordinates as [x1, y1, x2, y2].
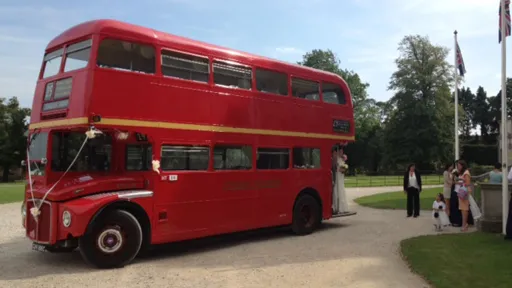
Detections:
[455, 160, 471, 232]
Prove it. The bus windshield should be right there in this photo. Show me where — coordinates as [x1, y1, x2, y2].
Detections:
[51, 131, 112, 172]
[28, 131, 49, 176]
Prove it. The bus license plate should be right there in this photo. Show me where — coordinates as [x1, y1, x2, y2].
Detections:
[32, 243, 47, 252]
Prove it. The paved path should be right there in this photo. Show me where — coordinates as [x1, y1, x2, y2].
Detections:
[0, 185, 464, 288]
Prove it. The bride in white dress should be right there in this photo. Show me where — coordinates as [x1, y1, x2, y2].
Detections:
[332, 147, 349, 214]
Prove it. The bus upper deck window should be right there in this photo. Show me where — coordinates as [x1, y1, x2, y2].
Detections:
[42, 48, 63, 78]
[322, 82, 346, 105]
[292, 77, 319, 101]
[256, 68, 288, 96]
[64, 39, 92, 72]
[96, 39, 155, 74]
[213, 61, 252, 90]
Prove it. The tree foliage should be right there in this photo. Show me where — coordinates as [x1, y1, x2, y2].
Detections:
[0, 97, 31, 182]
[381, 35, 455, 170]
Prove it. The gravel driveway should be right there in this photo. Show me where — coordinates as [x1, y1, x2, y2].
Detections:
[0, 185, 451, 288]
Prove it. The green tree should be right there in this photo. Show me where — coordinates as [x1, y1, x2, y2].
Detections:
[0, 97, 31, 182]
[457, 87, 475, 138]
[489, 78, 512, 136]
[472, 86, 492, 142]
[382, 35, 454, 170]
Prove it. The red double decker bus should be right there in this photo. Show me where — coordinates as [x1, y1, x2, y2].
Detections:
[22, 19, 356, 268]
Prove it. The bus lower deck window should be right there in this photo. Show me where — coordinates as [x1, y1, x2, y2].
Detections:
[160, 145, 209, 171]
[256, 148, 289, 170]
[213, 145, 252, 170]
[292, 148, 320, 169]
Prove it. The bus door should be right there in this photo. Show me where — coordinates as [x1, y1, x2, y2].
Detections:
[154, 142, 216, 239]
[208, 144, 257, 232]
[252, 147, 293, 226]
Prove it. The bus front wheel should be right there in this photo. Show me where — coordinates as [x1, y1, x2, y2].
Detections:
[291, 194, 321, 235]
[79, 209, 143, 269]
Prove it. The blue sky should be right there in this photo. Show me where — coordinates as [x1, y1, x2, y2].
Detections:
[0, 0, 505, 108]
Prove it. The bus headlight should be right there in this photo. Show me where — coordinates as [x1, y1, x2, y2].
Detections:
[62, 210, 72, 227]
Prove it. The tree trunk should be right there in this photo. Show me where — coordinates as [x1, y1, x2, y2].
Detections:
[2, 165, 10, 182]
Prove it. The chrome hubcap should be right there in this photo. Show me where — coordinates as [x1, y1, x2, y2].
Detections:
[97, 228, 123, 254]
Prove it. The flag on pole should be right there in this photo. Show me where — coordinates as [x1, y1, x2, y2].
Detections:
[499, 0, 511, 43]
[456, 41, 466, 77]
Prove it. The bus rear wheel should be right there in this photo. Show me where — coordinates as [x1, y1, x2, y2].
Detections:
[79, 209, 143, 269]
[291, 194, 321, 235]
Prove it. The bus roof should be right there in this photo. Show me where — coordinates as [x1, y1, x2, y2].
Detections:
[46, 19, 347, 85]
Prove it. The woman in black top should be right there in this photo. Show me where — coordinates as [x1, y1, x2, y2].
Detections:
[403, 164, 422, 217]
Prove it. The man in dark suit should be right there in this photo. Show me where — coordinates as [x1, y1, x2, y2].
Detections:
[403, 163, 422, 217]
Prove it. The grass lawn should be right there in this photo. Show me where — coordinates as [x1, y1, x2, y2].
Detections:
[401, 232, 512, 288]
[345, 175, 442, 188]
[354, 187, 441, 210]
[0, 183, 25, 204]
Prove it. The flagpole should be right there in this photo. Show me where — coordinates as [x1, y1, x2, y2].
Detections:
[454, 30, 459, 162]
[501, 0, 509, 235]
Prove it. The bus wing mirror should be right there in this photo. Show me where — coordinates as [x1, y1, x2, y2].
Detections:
[21, 160, 26, 167]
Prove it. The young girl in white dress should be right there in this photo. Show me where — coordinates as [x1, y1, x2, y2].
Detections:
[432, 193, 450, 231]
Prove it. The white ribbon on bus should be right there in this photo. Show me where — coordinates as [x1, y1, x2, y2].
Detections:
[26, 127, 103, 221]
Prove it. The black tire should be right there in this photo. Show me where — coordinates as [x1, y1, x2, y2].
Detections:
[291, 194, 321, 235]
[79, 209, 143, 269]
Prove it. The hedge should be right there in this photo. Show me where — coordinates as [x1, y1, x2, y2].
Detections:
[461, 144, 498, 166]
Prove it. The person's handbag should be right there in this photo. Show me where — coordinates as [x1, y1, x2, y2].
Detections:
[457, 185, 469, 200]
[469, 194, 482, 220]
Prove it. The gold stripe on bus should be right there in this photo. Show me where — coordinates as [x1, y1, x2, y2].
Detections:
[29, 117, 355, 141]
[100, 118, 355, 140]
[29, 117, 89, 129]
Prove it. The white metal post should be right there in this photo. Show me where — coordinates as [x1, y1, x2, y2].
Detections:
[454, 30, 459, 162]
[501, 0, 509, 235]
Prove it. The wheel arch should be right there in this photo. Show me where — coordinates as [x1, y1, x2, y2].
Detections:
[293, 187, 323, 215]
[86, 200, 152, 250]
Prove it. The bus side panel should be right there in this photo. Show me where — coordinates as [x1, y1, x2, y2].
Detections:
[252, 170, 292, 227]
[206, 170, 258, 231]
